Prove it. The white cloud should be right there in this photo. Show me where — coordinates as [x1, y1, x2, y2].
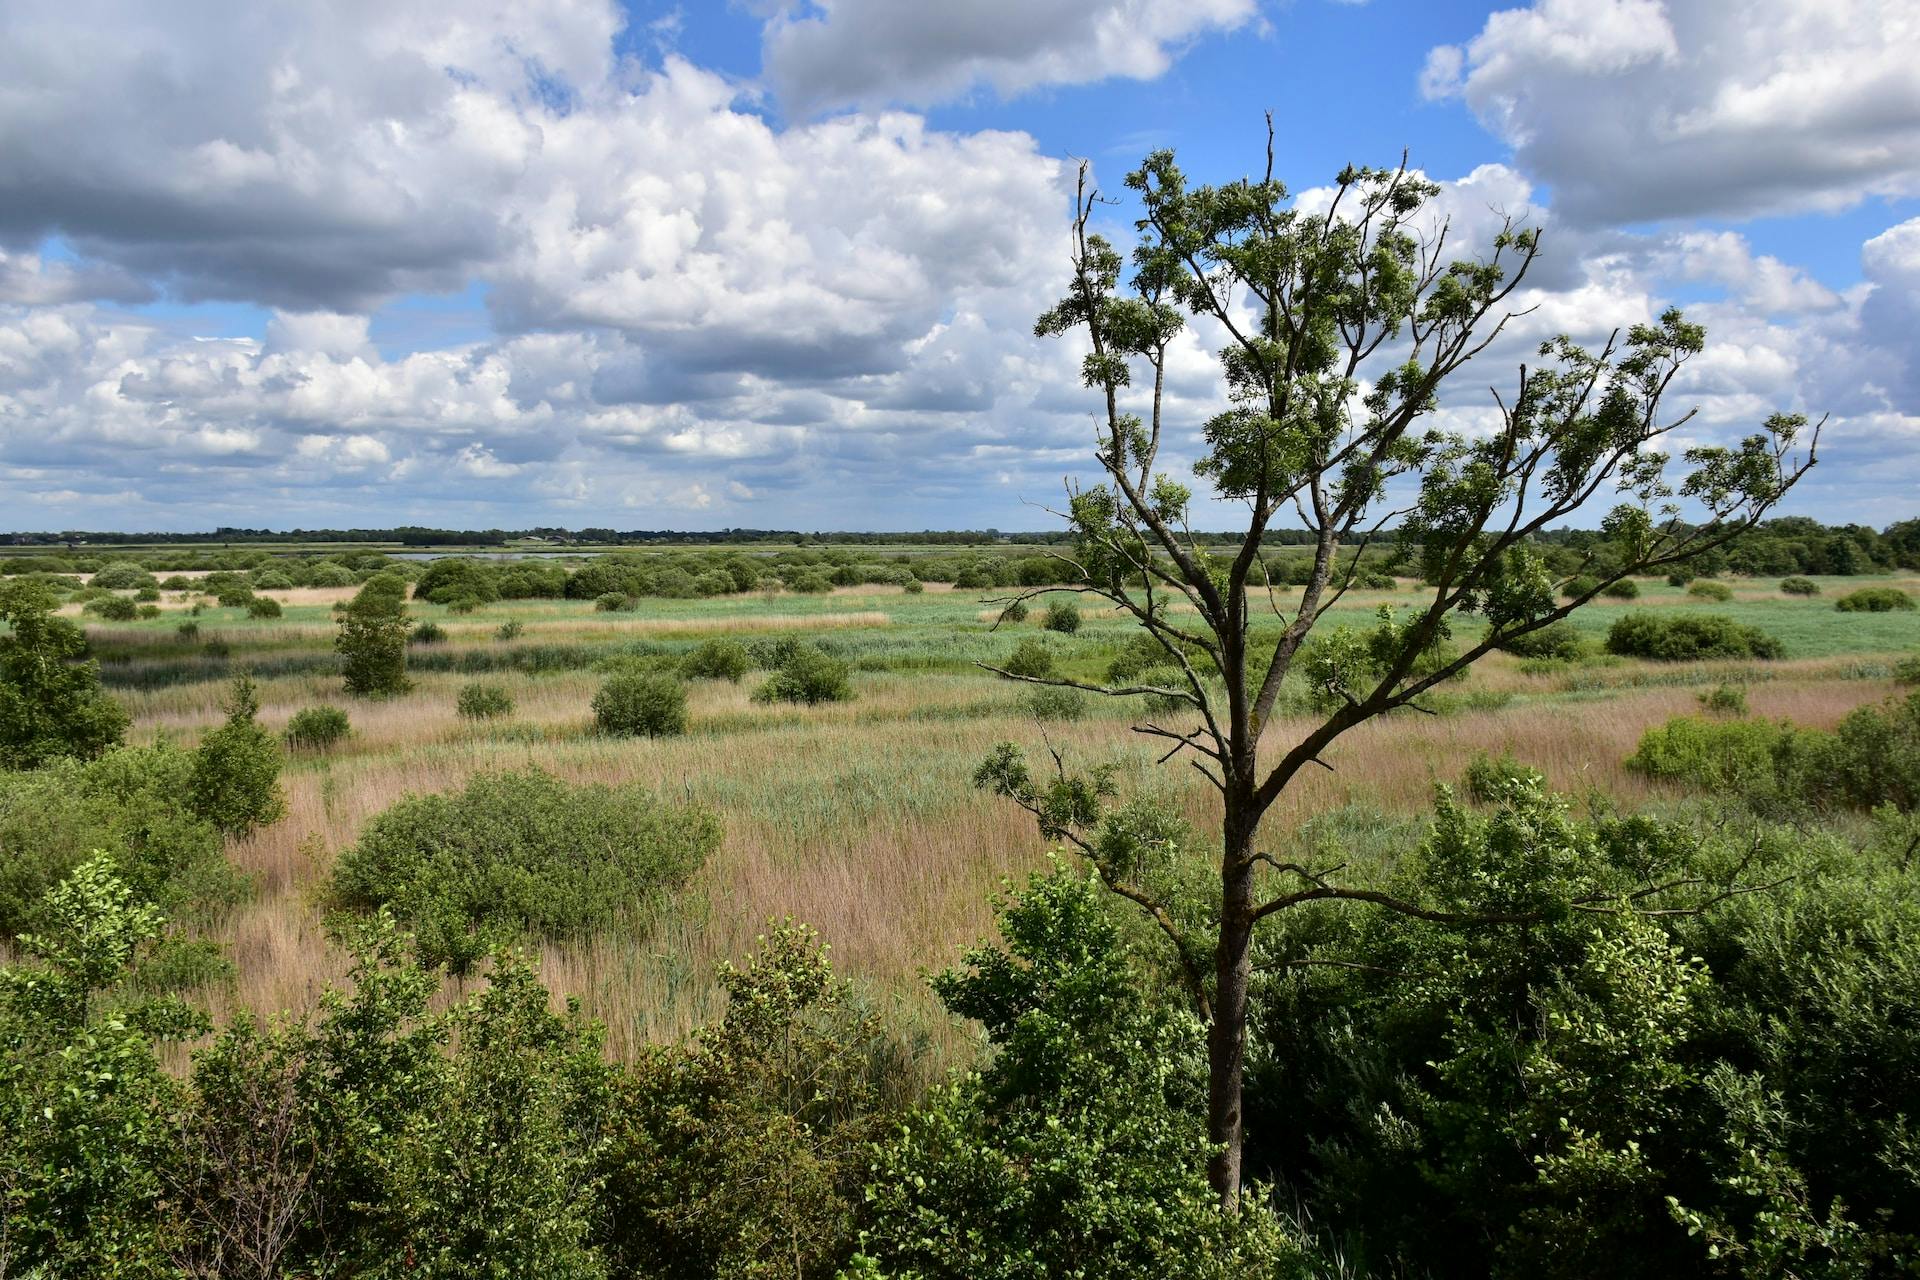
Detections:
[1425, 0, 1920, 224]
[760, 0, 1258, 117]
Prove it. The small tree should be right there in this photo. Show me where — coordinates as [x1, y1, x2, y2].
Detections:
[189, 675, 286, 836]
[336, 574, 410, 697]
[594, 672, 688, 738]
[0, 579, 129, 768]
[981, 136, 1817, 1205]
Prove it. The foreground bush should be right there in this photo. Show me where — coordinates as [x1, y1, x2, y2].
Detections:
[285, 705, 351, 750]
[1605, 612, 1783, 661]
[681, 638, 750, 682]
[594, 671, 687, 737]
[0, 579, 129, 768]
[188, 675, 286, 835]
[1835, 586, 1915, 613]
[752, 644, 853, 705]
[456, 681, 515, 720]
[329, 768, 717, 970]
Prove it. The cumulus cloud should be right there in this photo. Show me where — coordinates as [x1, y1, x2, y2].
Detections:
[1423, 0, 1920, 224]
[759, 0, 1258, 117]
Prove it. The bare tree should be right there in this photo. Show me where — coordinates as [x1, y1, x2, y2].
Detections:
[977, 130, 1818, 1207]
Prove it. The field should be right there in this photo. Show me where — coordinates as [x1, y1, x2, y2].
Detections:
[79, 568, 1920, 1061]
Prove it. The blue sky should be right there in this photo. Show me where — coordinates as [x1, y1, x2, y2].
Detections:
[0, 0, 1914, 532]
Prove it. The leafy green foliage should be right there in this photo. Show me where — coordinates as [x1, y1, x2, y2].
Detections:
[1002, 637, 1057, 679]
[752, 644, 853, 705]
[456, 681, 515, 720]
[0, 578, 129, 768]
[409, 619, 448, 645]
[1698, 682, 1750, 716]
[1688, 579, 1734, 601]
[594, 671, 688, 737]
[1490, 618, 1583, 661]
[336, 573, 411, 696]
[1042, 599, 1083, 633]
[1780, 576, 1821, 596]
[681, 638, 750, 682]
[1605, 612, 1784, 661]
[328, 769, 716, 972]
[1601, 578, 1641, 599]
[1024, 685, 1087, 722]
[188, 675, 286, 836]
[1835, 587, 1915, 613]
[285, 704, 351, 750]
[247, 595, 283, 619]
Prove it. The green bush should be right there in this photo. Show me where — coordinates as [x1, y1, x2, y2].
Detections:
[1780, 576, 1820, 596]
[1023, 686, 1086, 722]
[594, 672, 688, 737]
[215, 586, 256, 608]
[1835, 587, 1915, 613]
[681, 638, 750, 682]
[337, 575, 410, 697]
[1041, 600, 1082, 633]
[1462, 751, 1546, 802]
[246, 596, 283, 619]
[1562, 574, 1600, 599]
[175, 621, 200, 641]
[0, 579, 128, 768]
[188, 676, 286, 836]
[596, 591, 637, 612]
[1491, 619, 1583, 661]
[1600, 577, 1640, 599]
[1697, 682, 1749, 716]
[133, 585, 160, 602]
[445, 595, 481, 615]
[85, 595, 139, 620]
[999, 599, 1029, 623]
[751, 645, 853, 705]
[1002, 638, 1057, 680]
[285, 705, 351, 750]
[1894, 654, 1920, 686]
[1604, 612, 1783, 661]
[495, 619, 523, 641]
[788, 571, 834, 594]
[328, 768, 717, 970]
[1687, 580, 1733, 601]
[90, 562, 158, 591]
[456, 682, 515, 720]
[409, 620, 447, 645]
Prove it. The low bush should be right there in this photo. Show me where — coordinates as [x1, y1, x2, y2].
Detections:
[1042, 600, 1082, 634]
[1780, 576, 1820, 596]
[175, 621, 200, 641]
[327, 768, 717, 970]
[1462, 751, 1545, 802]
[456, 682, 515, 720]
[134, 586, 160, 602]
[1491, 620, 1583, 661]
[1835, 587, 1915, 613]
[1600, 578, 1640, 599]
[409, 620, 447, 645]
[214, 586, 255, 609]
[1024, 686, 1086, 722]
[594, 672, 688, 737]
[681, 638, 750, 683]
[1895, 654, 1920, 685]
[1002, 638, 1057, 680]
[188, 676, 286, 836]
[1604, 612, 1783, 661]
[246, 596, 283, 619]
[788, 571, 833, 594]
[85, 595, 139, 621]
[999, 600, 1029, 623]
[1687, 580, 1733, 601]
[596, 591, 637, 612]
[495, 619, 523, 641]
[445, 595, 481, 615]
[1697, 682, 1749, 715]
[752, 645, 853, 705]
[1561, 574, 1600, 599]
[285, 705, 351, 750]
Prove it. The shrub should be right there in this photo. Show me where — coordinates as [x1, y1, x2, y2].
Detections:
[176, 621, 200, 641]
[337, 575, 411, 697]
[285, 705, 351, 750]
[1002, 638, 1057, 680]
[445, 595, 481, 615]
[0, 580, 128, 768]
[188, 676, 286, 836]
[1000, 600, 1029, 623]
[1835, 587, 1915, 613]
[85, 595, 139, 621]
[1600, 578, 1640, 599]
[133, 586, 160, 602]
[788, 571, 833, 594]
[596, 591, 637, 612]
[495, 619, 523, 641]
[1687, 580, 1733, 602]
[1895, 654, 1920, 686]
[409, 620, 447, 645]
[215, 586, 256, 609]
[136, 604, 162, 620]
[1491, 620, 1583, 661]
[456, 682, 515, 720]
[246, 596, 283, 619]
[327, 768, 717, 971]
[1024, 686, 1086, 722]
[902, 577, 925, 594]
[90, 562, 157, 591]
[1665, 571, 1693, 587]
[681, 638, 750, 683]
[1562, 574, 1600, 599]
[1697, 683, 1749, 716]
[1780, 576, 1820, 596]
[752, 645, 854, 705]
[1463, 751, 1545, 802]
[1604, 612, 1784, 661]
[594, 672, 688, 737]
[1042, 600, 1083, 634]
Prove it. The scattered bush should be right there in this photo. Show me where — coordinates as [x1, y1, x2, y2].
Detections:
[1835, 587, 1915, 613]
[681, 638, 750, 683]
[1041, 600, 1082, 634]
[1687, 579, 1733, 601]
[215, 586, 256, 609]
[594, 672, 688, 737]
[1894, 654, 1920, 686]
[0, 580, 128, 768]
[409, 620, 447, 645]
[1665, 571, 1694, 588]
[788, 571, 833, 594]
[1562, 574, 1600, 599]
[902, 577, 925, 594]
[246, 596, 283, 619]
[285, 705, 351, 750]
[85, 595, 139, 621]
[1600, 578, 1640, 599]
[1780, 576, 1821, 596]
[596, 591, 637, 612]
[188, 676, 286, 836]
[1491, 619, 1583, 661]
[328, 768, 717, 970]
[495, 619, 523, 641]
[134, 586, 160, 602]
[1462, 751, 1545, 802]
[1023, 686, 1086, 722]
[1697, 682, 1749, 716]
[337, 574, 411, 697]
[1002, 638, 1057, 680]
[136, 604, 162, 619]
[752, 645, 854, 705]
[90, 562, 158, 591]
[175, 621, 200, 641]
[456, 682, 515, 720]
[1604, 612, 1783, 661]
[999, 600, 1029, 623]
[445, 595, 481, 615]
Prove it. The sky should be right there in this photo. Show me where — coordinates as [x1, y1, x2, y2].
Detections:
[0, 0, 1915, 533]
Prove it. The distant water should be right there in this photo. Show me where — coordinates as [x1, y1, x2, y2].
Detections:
[388, 550, 604, 561]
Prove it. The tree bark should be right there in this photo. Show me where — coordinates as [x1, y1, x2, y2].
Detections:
[1207, 793, 1258, 1208]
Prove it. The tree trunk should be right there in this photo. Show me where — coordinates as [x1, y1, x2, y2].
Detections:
[1207, 799, 1257, 1208]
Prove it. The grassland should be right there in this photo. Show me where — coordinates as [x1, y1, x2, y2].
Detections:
[79, 571, 1920, 1061]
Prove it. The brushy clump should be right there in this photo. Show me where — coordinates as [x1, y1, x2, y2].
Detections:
[327, 768, 718, 971]
[1042, 600, 1083, 634]
[1600, 578, 1640, 599]
[681, 638, 751, 683]
[246, 597, 283, 619]
[999, 600, 1030, 623]
[752, 645, 853, 706]
[1002, 638, 1057, 680]
[1604, 612, 1783, 661]
[1697, 683, 1749, 716]
[1835, 587, 1915, 613]
[1024, 686, 1086, 722]
[1462, 752, 1546, 803]
[187, 675, 285, 836]
[408, 622, 447, 645]
[495, 619, 524, 642]
[1780, 576, 1820, 596]
[1687, 580, 1733, 602]
[456, 682, 515, 720]
[285, 705, 351, 750]
[1490, 620, 1583, 662]
[594, 672, 688, 737]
